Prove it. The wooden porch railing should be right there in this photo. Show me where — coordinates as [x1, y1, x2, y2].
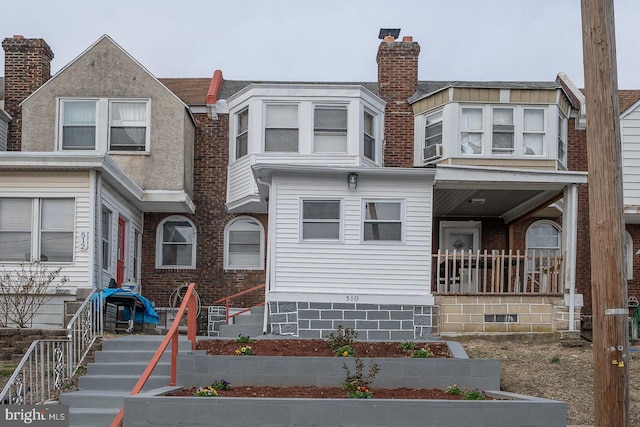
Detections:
[433, 250, 563, 295]
[110, 282, 198, 427]
[214, 283, 266, 324]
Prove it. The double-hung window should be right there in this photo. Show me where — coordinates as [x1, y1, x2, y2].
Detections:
[156, 216, 196, 269]
[101, 207, 112, 271]
[492, 108, 514, 155]
[0, 198, 74, 263]
[265, 104, 298, 152]
[557, 113, 567, 165]
[61, 100, 97, 150]
[109, 101, 148, 151]
[301, 200, 341, 240]
[460, 108, 483, 155]
[313, 106, 347, 153]
[236, 108, 249, 159]
[363, 201, 402, 242]
[523, 109, 545, 155]
[225, 217, 264, 269]
[363, 111, 376, 161]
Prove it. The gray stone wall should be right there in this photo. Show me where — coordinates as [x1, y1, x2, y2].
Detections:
[268, 301, 434, 339]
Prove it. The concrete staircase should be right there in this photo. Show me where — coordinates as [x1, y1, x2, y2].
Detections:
[217, 306, 267, 338]
[59, 335, 194, 427]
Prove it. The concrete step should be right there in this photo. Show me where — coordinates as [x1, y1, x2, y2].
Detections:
[68, 407, 120, 427]
[78, 374, 170, 391]
[60, 390, 128, 409]
[233, 313, 263, 325]
[218, 323, 265, 338]
[94, 350, 177, 363]
[100, 335, 193, 351]
[250, 305, 265, 316]
[86, 361, 171, 376]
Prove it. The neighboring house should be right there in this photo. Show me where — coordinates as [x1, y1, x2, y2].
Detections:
[1, 31, 593, 339]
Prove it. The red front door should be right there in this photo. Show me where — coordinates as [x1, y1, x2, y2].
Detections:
[116, 217, 126, 287]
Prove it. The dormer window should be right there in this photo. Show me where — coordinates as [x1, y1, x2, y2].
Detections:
[61, 100, 97, 150]
[265, 104, 298, 152]
[314, 106, 347, 153]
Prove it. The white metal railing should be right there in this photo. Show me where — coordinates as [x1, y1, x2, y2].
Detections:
[433, 249, 564, 295]
[0, 289, 103, 405]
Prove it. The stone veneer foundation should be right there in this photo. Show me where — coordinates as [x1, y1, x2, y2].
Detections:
[268, 301, 434, 339]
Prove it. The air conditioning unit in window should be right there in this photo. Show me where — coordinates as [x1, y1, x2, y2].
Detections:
[424, 144, 443, 162]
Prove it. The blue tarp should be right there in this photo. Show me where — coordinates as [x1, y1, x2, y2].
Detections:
[94, 288, 160, 325]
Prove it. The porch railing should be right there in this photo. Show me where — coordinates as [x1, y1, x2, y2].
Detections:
[0, 289, 104, 405]
[433, 250, 563, 295]
[214, 283, 265, 324]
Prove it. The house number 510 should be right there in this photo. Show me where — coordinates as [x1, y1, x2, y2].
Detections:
[346, 295, 359, 302]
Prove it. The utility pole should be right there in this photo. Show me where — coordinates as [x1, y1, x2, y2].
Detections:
[581, 0, 630, 425]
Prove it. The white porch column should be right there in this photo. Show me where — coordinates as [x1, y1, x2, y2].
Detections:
[563, 184, 579, 331]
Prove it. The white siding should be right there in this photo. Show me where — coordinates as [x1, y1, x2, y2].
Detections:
[270, 173, 433, 296]
[622, 108, 640, 205]
[227, 156, 257, 205]
[0, 172, 92, 291]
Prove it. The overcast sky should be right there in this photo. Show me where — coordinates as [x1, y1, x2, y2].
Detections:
[2, 0, 639, 88]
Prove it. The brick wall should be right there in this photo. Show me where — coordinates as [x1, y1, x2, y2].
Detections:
[2, 36, 54, 151]
[141, 113, 267, 310]
[376, 37, 420, 168]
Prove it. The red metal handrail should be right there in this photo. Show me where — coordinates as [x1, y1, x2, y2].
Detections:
[110, 282, 197, 427]
[214, 283, 265, 324]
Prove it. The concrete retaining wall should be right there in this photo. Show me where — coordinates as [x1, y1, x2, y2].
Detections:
[124, 387, 567, 427]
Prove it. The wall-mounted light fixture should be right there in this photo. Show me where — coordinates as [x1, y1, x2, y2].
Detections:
[347, 173, 358, 190]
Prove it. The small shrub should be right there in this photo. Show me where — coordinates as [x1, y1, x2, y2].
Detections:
[411, 347, 433, 358]
[445, 384, 462, 395]
[194, 386, 219, 397]
[212, 379, 232, 390]
[236, 334, 255, 344]
[234, 345, 253, 355]
[397, 340, 416, 351]
[336, 345, 355, 357]
[464, 389, 487, 400]
[326, 325, 358, 352]
[549, 355, 561, 364]
[342, 355, 380, 398]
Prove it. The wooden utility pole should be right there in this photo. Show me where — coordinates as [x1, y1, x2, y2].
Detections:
[581, 0, 630, 425]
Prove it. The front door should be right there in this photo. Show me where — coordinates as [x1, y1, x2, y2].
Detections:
[439, 221, 481, 291]
[116, 217, 126, 287]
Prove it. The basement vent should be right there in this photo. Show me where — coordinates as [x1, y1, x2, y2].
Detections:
[484, 314, 518, 323]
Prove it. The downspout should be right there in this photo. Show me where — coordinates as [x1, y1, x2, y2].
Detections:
[93, 171, 101, 290]
[256, 175, 272, 334]
[564, 184, 579, 332]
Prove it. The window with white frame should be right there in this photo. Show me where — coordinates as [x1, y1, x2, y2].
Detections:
[109, 101, 148, 151]
[265, 104, 298, 152]
[225, 217, 264, 269]
[132, 230, 141, 280]
[60, 98, 150, 152]
[525, 221, 561, 271]
[363, 111, 376, 161]
[363, 201, 403, 242]
[557, 113, 568, 165]
[156, 216, 196, 268]
[523, 108, 545, 155]
[492, 108, 514, 155]
[302, 200, 341, 240]
[460, 108, 484, 155]
[61, 100, 97, 150]
[101, 207, 112, 271]
[235, 108, 249, 159]
[0, 198, 74, 262]
[314, 106, 347, 153]
[425, 111, 443, 148]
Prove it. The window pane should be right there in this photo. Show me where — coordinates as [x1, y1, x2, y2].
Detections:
[524, 134, 543, 155]
[111, 102, 146, 125]
[365, 202, 400, 221]
[162, 244, 192, 266]
[64, 101, 96, 125]
[364, 223, 401, 241]
[236, 133, 248, 158]
[315, 108, 347, 130]
[236, 109, 249, 159]
[63, 101, 96, 149]
[303, 223, 339, 240]
[265, 129, 298, 151]
[524, 109, 544, 131]
[0, 199, 31, 229]
[238, 109, 249, 133]
[0, 232, 30, 261]
[461, 108, 483, 130]
[41, 199, 74, 230]
[41, 232, 73, 262]
[110, 127, 146, 151]
[227, 219, 262, 268]
[314, 108, 347, 153]
[266, 105, 297, 128]
[63, 127, 97, 149]
[163, 221, 194, 244]
[364, 135, 375, 161]
[493, 108, 513, 126]
[364, 112, 374, 135]
[314, 134, 347, 152]
[304, 201, 340, 219]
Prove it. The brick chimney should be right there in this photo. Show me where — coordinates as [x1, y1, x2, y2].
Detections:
[377, 30, 420, 167]
[2, 35, 54, 151]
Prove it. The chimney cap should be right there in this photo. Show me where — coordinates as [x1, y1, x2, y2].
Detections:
[378, 28, 401, 40]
